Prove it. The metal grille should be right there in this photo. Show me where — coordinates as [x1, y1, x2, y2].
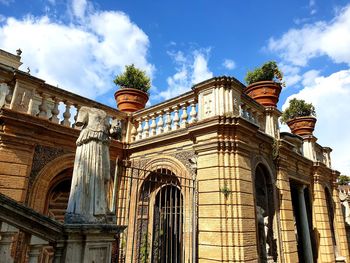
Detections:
[114, 162, 197, 263]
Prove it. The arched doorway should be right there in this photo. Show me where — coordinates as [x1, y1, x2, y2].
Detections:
[152, 184, 183, 263]
[254, 164, 277, 262]
[119, 161, 195, 263]
[135, 169, 184, 263]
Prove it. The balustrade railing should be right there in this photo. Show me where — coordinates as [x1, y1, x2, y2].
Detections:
[240, 96, 266, 130]
[0, 68, 127, 130]
[315, 143, 332, 168]
[1, 66, 271, 144]
[0, 193, 64, 263]
[130, 91, 198, 141]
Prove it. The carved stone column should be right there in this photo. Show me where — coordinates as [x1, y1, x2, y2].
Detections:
[297, 185, 314, 263]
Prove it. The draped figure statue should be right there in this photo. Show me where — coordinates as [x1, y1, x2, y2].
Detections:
[65, 106, 120, 223]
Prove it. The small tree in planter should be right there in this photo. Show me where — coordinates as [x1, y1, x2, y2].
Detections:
[114, 64, 151, 112]
[244, 61, 284, 107]
[281, 98, 317, 136]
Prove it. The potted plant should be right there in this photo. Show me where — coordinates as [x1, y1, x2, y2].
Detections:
[244, 61, 284, 107]
[281, 98, 316, 136]
[114, 64, 151, 112]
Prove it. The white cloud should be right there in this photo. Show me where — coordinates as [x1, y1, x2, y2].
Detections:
[0, 3, 153, 99]
[301, 69, 320, 86]
[222, 59, 236, 70]
[192, 51, 213, 84]
[309, 0, 317, 15]
[268, 4, 350, 67]
[160, 49, 213, 100]
[282, 70, 350, 175]
[71, 0, 92, 20]
[0, 0, 13, 5]
[279, 63, 301, 87]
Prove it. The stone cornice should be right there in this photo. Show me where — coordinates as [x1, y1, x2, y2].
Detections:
[312, 162, 334, 184]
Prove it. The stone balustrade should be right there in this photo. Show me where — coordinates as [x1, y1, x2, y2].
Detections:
[0, 68, 127, 130]
[315, 144, 332, 168]
[240, 96, 266, 130]
[130, 91, 197, 141]
[0, 192, 64, 262]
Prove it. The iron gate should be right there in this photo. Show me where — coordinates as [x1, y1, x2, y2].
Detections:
[114, 161, 197, 263]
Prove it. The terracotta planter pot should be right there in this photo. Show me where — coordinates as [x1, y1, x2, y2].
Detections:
[114, 88, 149, 112]
[286, 116, 317, 136]
[245, 81, 282, 107]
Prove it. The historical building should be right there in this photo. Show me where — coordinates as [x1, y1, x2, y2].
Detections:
[0, 47, 349, 262]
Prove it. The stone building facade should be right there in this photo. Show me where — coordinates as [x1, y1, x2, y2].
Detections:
[0, 48, 349, 262]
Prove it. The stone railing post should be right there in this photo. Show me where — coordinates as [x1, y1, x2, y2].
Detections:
[303, 135, 317, 161]
[61, 101, 71, 127]
[10, 79, 36, 114]
[173, 105, 180, 130]
[323, 147, 332, 168]
[180, 103, 188, 128]
[265, 106, 281, 139]
[194, 77, 241, 121]
[50, 97, 60, 123]
[189, 100, 197, 124]
[27, 236, 48, 263]
[164, 108, 172, 132]
[150, 113, 157, 136]
[0, 223, 18, 263]
[72, 104, 81, 129]
[37, 92, 49, 119]
[131, 120, 138, 142]
[157, 110, 164, 134]
[136, 118, 143, 140]
[143, 116, 150, 138]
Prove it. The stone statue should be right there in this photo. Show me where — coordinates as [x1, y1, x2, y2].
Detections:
[264, 215, 270, 253]
[65, 106, 120, 223]
[340, 191, 350, 225]
[257, 206, 268, 262]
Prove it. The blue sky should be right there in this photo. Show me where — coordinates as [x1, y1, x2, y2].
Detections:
[1, 0, 350, 174]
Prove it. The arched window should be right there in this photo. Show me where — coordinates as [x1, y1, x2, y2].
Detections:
[44, 168, 72, 222]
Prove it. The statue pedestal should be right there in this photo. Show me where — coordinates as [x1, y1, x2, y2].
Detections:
[62, 224, 125, 263]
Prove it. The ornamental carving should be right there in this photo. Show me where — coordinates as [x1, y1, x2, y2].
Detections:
[26, 145, 68, 204]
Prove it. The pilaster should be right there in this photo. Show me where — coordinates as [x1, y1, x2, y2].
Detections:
[275, 160, 299, 263]
[194, 121, 258, 262]
[313, 168, 336, 262]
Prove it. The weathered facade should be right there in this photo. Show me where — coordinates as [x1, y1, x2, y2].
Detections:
[0, 48, 349, 262]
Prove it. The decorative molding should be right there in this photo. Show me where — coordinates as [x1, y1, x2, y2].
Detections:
[26, 145, 68, 204]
